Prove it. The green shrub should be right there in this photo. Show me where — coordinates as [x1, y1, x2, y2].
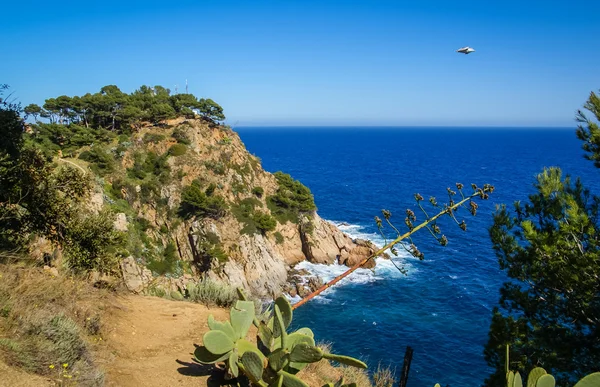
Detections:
[204, 160, 226, 175]
[252, 186, 264, 198]
[168, 143, 187, 156]
[178, 180, 227, 220]
[147, 242, 179, 275]
[267, 171, 316, 224]
[143, 132, 165, 144]
[78, 146, 115, 176]
[185, 277, 238, 307]
[63, 210, 124, 274]
[274, 231, 284, 244]
[253, 211, 276, 234]
[171, 127, 191, 145]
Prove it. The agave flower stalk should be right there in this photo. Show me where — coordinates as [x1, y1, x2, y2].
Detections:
[292, 183, 494, 310]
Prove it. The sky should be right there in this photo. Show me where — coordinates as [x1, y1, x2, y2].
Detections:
[2, 0, 599, 127]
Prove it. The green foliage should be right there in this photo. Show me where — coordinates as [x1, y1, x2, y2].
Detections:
[168, 143, 187, 156]
[231, 198, 275, 235]
[253, 211, 277, 234]
[274, 232, 284, 244]
[147, 241, 179, 275]
[576, 89, 600, 168]
[63, 210, 125, 274]
[143, 132, 165, 144]
[454, 349, 600, 387]
[252, 186, 264, 198]
[78, 146, 115, 176]
[484, 167, 600, 386]
[179, 180, 227, 220]
[205, 160, 227, 175]
[267, 172, 316, 224]
[193, 293, 366, 386]
[171, 126, 191, 144]
[185, 277, 238, 307]
[126, 151, 170, 182]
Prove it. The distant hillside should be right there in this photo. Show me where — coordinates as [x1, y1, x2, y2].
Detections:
[14, 84, 378, 298]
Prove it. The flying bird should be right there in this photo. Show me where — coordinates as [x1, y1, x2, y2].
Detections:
[456, 46, 475, 54]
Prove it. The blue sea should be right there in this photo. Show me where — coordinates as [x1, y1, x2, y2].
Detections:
[235, 127, 599, 387]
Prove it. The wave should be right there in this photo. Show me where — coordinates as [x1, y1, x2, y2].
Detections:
[288, 220, 417, 304]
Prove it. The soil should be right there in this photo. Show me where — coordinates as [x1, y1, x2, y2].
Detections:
[98, 295, 230, 387]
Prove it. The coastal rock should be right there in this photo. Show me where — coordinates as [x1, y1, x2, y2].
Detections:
[113, 213, 129, 232]
[120, 256, 153, 293]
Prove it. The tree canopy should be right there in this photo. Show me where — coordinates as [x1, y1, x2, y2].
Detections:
[484, 91, 600, 386]
[24, 84, 226, 133]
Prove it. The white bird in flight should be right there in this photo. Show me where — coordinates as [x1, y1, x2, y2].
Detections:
[456, 46, 475, 54]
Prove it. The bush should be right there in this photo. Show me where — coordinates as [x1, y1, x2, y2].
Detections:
[171, 127, 191, 145]
[267, 171, 316, 224]
[252, 186, 264, 198]
[253, 211, 276, 234]
[147, 241, 179, 275]
[78, 146, 115, 176]
[178, 180, 227, 220]
[143, 132, 165, 144]
[63, 210, 124, 273]
[168, 143, 187, 156]
[204, 160, 226, 175]
[274, 231, 284, 244]
[186, 277, 238, 307]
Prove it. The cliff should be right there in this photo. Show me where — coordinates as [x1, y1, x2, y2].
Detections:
[84, 118, 377, 297]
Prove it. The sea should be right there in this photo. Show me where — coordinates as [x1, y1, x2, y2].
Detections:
[235, 127, 599, 387]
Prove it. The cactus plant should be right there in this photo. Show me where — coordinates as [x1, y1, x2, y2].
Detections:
[434, 349, 599, 387]
[194, 291, 367, 386]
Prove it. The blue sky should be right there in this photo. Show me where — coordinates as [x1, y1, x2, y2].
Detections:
[3, 0, 599, 126]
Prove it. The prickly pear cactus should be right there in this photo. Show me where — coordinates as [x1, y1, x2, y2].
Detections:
[194, 290, 367, 386]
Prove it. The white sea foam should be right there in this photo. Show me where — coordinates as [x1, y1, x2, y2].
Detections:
[289, 220, 417, 304]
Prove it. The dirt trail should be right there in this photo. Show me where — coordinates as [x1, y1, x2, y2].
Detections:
[99, 295, 229, 387]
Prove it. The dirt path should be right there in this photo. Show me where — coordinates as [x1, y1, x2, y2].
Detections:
[99, 295, 230, 387]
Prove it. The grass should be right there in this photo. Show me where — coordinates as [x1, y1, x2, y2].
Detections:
[0, 263, 107, 384]
[300, 342, 373, 386]
[185, 277, 238, 307]
[372, 363, 397, 387]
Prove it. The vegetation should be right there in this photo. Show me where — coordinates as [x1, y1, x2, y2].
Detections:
[185, 277, 238, 307]
[252, 186, 264, 198]
[267, 172, 316, 224]
[24, 85, 225, 138]
[193, 291, 366, 387]
[179, 180, 227, 220]
[168, 143, 187, 156]
[0, 264, 106, 385]
[484, 90, 600, 386]
[0, 85, 122, 273]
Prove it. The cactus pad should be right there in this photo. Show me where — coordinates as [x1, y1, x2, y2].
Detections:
[535, 374, 555, 387]
[289, 343, 323, 363]
[573, 372, 600, 387]
[229, 350, 239, 378]
[207, 315, 236, 341]
[527, 367, 547, 387]
[203, 330, 234, 355]
[194, 345, 230, 364]
[513, 372, 523, 387]
[274, 296, 293, 329]
[231, 300, 256, 339]
[241, 351, 264, 384]
[278, 370, 310, 387]
[268, 348, 289, 372]
[322, 353, 367, 369]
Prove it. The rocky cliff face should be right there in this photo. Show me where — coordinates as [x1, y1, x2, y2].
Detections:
[100, 118, 376, 297]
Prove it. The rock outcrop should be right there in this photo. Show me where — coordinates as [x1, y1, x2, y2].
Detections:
[104, 118, 379, 298]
